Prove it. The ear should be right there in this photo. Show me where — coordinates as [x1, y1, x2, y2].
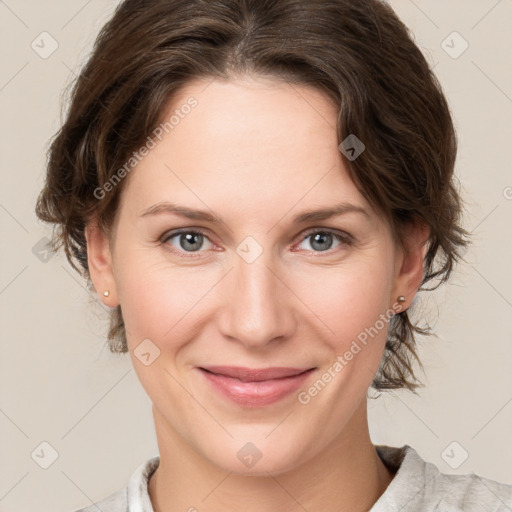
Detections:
[390, 220, 430, 312]
[85, 217, 119, 307]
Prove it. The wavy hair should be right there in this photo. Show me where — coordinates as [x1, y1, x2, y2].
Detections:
[35, 0, 469, 392]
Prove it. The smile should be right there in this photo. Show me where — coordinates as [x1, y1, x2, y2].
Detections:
[196, 366, 317, 407]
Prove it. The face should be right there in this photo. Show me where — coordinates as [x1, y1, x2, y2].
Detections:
[88, 75, 423, 476]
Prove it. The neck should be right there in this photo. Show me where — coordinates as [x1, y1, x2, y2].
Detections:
[148, 401, 395, 512]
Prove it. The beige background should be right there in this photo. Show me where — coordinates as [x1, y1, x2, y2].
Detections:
[0, 1, 511, 511]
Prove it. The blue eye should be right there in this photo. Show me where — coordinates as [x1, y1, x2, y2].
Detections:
[296, 230, 353, 253]
[162, 229, 213, 254]
[160, 228, 353, 258]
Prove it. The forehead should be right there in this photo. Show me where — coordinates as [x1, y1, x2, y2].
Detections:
[159, 75, 340, 165]
[120, 75, 372, 220]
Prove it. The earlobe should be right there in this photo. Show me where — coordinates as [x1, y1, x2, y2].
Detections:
[85, 218, 119, 306]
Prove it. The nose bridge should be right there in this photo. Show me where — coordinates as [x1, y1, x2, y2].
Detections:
[218, 244, 294, 346]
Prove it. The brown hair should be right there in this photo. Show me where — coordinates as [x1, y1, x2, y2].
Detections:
[35, 0, 469, 393]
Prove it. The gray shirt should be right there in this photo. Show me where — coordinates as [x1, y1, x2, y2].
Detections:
[72, 444, 512, 511]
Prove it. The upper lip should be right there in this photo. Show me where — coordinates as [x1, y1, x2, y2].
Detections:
[199, 366, 315, 382]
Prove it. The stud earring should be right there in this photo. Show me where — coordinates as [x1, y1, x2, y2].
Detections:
[397, 295, 406, 303]
[103, 290, 110, 297]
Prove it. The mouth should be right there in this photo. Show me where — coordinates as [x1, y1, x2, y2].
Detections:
[196, 366, 317, 407]
[198, 366, 316, 382]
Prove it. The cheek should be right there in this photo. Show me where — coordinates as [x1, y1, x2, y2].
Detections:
[115, 259, 213, 396]
[293, 257, 395, 352]
[114, 250, 221, 348]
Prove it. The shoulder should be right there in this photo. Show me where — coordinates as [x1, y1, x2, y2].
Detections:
[68, 455, 160, 512]
[374, 444, 512, 512]
[430, 470, 512, 511]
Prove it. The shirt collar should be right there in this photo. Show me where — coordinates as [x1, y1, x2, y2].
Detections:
[127, 455, 160, 512]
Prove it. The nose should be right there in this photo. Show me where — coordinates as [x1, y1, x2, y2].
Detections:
[217, 251, 297, 348]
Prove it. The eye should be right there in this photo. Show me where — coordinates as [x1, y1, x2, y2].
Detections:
[294, 229, 353, 253]
[160, 227, 353, 258]
[161, 229, 214, 255]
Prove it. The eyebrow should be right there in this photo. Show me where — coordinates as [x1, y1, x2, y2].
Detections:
[138, 201, 370, 224]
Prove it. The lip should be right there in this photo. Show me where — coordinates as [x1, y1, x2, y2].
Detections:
[197, 366, 317, 407]
[200, 366, 314, 381]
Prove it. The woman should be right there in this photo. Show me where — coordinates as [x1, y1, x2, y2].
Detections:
[35, 0, 512, 510]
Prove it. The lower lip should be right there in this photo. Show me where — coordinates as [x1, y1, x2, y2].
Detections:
[197, 368, 316, 408]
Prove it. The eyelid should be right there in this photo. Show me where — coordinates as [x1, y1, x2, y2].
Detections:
[298, 227, 354, 243]
[161, 226, 211, 242]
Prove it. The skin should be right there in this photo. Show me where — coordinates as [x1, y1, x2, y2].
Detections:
[86, 75, 427, 512]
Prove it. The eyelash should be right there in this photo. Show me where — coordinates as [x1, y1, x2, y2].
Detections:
[160, 227, 354, 258]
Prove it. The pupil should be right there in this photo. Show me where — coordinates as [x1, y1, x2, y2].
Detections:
[181, 233, 202, 251]
[311, 232, 332, 251]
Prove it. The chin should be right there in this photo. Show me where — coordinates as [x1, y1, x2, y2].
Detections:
[203, 435, 305, 477]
